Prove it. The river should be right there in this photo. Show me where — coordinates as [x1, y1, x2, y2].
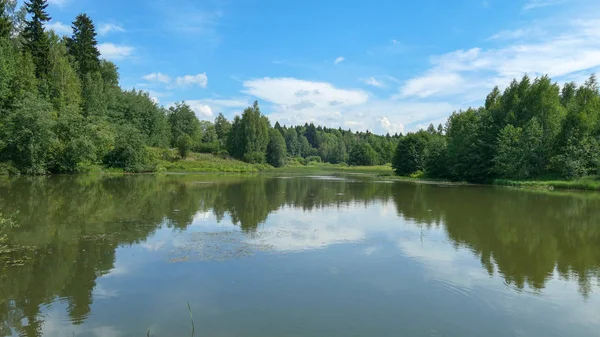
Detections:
[1, 174, 599, 337]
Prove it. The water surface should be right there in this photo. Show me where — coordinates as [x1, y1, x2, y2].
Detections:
[1, 174, 599, 337]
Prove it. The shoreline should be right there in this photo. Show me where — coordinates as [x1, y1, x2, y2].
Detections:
[2, 157, 599, 192]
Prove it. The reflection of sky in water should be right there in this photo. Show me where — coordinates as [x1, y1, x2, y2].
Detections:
[33, 197, 600, 337]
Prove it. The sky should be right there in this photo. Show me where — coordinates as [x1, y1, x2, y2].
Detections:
[38, 0, 600, 134]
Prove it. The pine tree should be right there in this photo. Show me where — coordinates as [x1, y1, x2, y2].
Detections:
[0, 0, 15, 38]
[23, 0, 51, 79]
[67, 13, 100, 77]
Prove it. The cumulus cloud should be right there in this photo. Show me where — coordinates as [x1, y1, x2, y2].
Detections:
[240, 77, 452, 133]
[334, 56, 345, 65]
[175, 73, 208, 88]
[378, 117, 404, 134]
[45, 21, 71, 35]
[98, 43, 134, 60]
[98, 23, 125, 36]
[142, 72, 172, 84]
[362, 77, 384, 87]
[169, 99, 249, 120]
[400, 19, 600, 101]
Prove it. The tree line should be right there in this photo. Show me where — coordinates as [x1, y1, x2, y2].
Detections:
[0, 0, 401, 175]
[392, 74, 600, 182]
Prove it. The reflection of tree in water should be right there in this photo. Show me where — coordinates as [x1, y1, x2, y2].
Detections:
[2, 175, 600, 335]
[390, 183, 600, 298]
[0, 175, 394, 335]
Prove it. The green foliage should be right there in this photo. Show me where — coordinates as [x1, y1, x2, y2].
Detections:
[389, 74, 600, 183]
[47, 36, 81, 110]
[0, 0, 16, 39]
[214, 113, 231, 147]
[0, 94, 55, 174]
[176, 134, 192, 159]
[67, 13, 100, 77]
[266, 128, 286, 167]
[392, 131, 430, 176]
[348, 142, 377, 166]
[105, 125, 153, 172]
[168, 102, 201, 148]
[23, 0, 51, 79]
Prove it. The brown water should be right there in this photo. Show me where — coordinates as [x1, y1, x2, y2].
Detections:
[1, 174, 599, 337]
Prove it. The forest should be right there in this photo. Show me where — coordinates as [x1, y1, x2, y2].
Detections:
[392, 75, 600, 182]
[0, 0, 399, 175]
[2, 0, 599, 182]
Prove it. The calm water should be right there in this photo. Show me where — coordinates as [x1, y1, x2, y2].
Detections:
[1, 174, 599, 337]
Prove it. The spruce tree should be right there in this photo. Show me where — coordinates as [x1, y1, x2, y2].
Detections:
[23, 0, 51, 79]
[67, 13, 100, 77]
[0, 0, 14, 38]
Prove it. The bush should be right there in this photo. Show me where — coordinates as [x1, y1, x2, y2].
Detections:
[105, 125, 156, 172]
[243, 151, 266, 164]
[195, 141, 220, 154]
[348, 143, 377, 166]
[176, 134, 192, 159]
[305, 156, 322, 164]
[216, 150, 229, 159]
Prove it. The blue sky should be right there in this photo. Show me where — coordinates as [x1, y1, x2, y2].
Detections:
[41, 0, 600, 134]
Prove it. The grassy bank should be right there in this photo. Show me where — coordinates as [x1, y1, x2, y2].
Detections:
[494, 176, 600, 191]
[160, 152, 271, 173]
[268, 163, 394, 175]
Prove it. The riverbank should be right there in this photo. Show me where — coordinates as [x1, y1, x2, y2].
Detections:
[3, 152, 599, 192]
[493, 177, 600, 191]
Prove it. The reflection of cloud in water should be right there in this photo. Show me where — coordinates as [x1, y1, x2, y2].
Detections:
[92, 284, 119, 299]
[362, 246, 378, 255]
[40, 305, 123, 337]
[250, 225, 364, 252]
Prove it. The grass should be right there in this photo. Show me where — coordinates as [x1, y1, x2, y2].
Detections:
[269, 163, 395, 176]
[494, 176, 600, 191]
[161, 152, 271, 173]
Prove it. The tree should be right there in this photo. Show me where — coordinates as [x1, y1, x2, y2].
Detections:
[214, 113, 231, 147]
[176, 134, 192, 159]
[239, 101, 270, 163]
[0, 0, 16, 38]
[348, 142, 377, 166]
[168, 102, 201, 148]
[67, 13, 100, 78]
[425, 135, 449, 178]
[284, 128, 299, 156]
[105, 125, 151, 172]
[0, 94, 56, 174]
[266, 128, 286, 167]
[298, 135, 311, 158]
[392, 131, 430, 176]
[227, 116, 244, 159]
[47, 34, 81, 110]
[23, 0, 51, 79]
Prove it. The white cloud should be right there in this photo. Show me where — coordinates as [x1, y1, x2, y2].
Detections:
[401, 19, 600, 100]
[177, 98, 249, 120]
[47, 0, 69, 6]
[98, 43, 134, 60]
[362, 77, 384, 87]
[175, 73, 208, 88]
[241, 77, 453, 133]
[334, 56, 345, 65]
[45, 21, 71, 35]
[523, 0, 566, 10]
[142, 72, 172, 84]
[378, 117, 404, 134]
[98, 23, 125, 36]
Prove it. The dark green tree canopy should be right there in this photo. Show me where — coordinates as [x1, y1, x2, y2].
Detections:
[67, 13, 100, 77]
[23, 0, 51, 79]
